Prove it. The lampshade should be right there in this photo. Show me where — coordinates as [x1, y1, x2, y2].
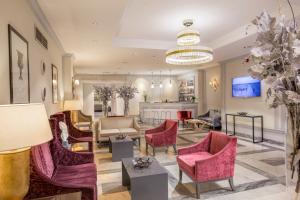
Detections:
[64, 100, 82, 111]
[0, 103, 53, 152]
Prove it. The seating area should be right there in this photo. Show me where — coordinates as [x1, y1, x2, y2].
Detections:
[0, 1, 297, 200]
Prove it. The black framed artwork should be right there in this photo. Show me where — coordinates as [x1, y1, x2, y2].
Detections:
[8, 24, 30, 104]
[52, 64, 58, 104]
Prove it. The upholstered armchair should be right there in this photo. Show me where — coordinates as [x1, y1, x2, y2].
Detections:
[77, 110, 93, 129]
[50, 112, 93, 152]
[177, 131, 237, 199]
[145, 120, 178, 156]
[198, 109, 221, 129]
[177, 111, 192, 127]
[25, 142, 97, 200]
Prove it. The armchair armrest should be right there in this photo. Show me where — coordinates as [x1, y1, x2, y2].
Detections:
[52, 140, 94, 166]
[178, 133, 211, 155]
[198, 111, 209, 118]
[79, 111, 92, 122]
[70, 125, 93, 138]
[195, 138, 237, 181]
[133, 118, 141, 131]
[145, 122, 165, 134]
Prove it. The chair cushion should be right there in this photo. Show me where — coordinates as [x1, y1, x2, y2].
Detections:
[119, 128, 138, 135]
[177, 152, 212, 176]
[209, 132, 230, 155]
[100, 129, 120, 137]
[32, 143, 55, 178]
[53, 163, 97, 186]
[59, 121, 71, 149]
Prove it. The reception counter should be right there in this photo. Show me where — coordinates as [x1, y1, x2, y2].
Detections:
[139, 102, 198, 124]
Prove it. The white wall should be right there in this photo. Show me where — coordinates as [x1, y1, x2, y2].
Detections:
[221, 57, 286, 142]
[0, 0, 64, 115]
[78, 74, 179, 116]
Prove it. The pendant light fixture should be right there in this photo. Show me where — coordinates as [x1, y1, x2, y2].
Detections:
[151, 72, 155, 89]
[169, 69, 172, 87]
[166, 19, 213, 65]
[159, 71, 163, 88]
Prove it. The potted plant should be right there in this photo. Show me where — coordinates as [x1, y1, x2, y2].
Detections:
[246, 3, 300, 194]
[94, 86, 113, 117]
[116, 85, 138, 116]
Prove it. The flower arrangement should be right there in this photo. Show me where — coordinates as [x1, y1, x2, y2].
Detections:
[94, 86, 114, 116]
[116, 85, 138, 116]
[246, 1, 300, 192]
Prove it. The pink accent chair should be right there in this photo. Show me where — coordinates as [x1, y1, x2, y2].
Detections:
[51, 112, 93, 152]
[177, 111, 192, 128]
[177, 131, 237, 199]
[145, 120, 178, 156]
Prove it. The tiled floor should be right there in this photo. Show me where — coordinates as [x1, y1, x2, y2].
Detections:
[94, 127, 288, 200]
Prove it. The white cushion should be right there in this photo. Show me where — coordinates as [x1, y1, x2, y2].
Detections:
[100, 129, 120, 137]
[119, 128, 138, 135]
[59, 121, 71, 149]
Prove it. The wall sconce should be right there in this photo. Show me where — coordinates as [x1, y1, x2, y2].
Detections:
[209, 78, 219, 91]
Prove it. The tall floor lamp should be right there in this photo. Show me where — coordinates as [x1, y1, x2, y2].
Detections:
[0, 103, 53, 200]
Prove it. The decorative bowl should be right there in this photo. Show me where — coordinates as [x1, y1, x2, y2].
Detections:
[133, 157, 153, 169]
[116, 134, 127, 140]
[237, 112, 248, 116]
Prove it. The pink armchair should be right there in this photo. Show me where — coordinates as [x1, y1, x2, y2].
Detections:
[145, 120, 178, 156]
[177, 131, 237, 199]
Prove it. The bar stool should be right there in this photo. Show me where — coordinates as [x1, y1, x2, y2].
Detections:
[152, 110, 160, 125]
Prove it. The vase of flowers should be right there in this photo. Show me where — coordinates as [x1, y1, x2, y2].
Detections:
[116, 85, 138, 116]
[247, 4, 300, 195]
[94, 86, 114, 117]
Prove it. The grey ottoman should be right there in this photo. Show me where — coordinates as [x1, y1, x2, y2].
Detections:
[109, 136, 133, 162]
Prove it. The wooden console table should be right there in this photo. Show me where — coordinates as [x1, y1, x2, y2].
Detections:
[225, 113, 264, 143]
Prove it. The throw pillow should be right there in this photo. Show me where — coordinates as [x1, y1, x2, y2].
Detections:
[59, 121, 71, 149]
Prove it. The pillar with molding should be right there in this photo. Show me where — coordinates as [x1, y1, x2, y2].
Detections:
[62, 54, 75, 101]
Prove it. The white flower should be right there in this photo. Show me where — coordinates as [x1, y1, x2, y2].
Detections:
[251, 47, 271, 57]
[293, 39, 300, 57]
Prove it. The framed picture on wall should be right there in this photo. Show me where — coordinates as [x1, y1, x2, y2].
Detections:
[52, 64, 58, 104]
[8, 24, 30, 104]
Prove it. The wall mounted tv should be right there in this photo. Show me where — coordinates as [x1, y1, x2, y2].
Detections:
[232, 76, 261, 98]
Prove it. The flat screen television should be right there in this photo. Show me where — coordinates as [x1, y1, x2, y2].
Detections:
[232, 76, 261, 98]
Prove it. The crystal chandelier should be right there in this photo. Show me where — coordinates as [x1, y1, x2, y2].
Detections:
[166, 19, 213, 65]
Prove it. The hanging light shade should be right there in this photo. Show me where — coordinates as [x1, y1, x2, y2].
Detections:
[166, 45, 213, 65]
[166, 19, 213, 65]
[177, 19, 200, 46]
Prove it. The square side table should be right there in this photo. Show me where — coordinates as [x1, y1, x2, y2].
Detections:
[122, 157, 168, 200]
[109, 136, 133, 162]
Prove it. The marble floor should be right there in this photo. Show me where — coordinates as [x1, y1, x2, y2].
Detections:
[93, 127, 289, 200]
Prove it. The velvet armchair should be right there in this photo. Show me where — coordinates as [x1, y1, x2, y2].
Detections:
[177, 111, 192, 128]
[177, 131, 237, 199]
[145, 120, 178, 156]
[50, 112, 93, 152]
[25, 141, 97, 200]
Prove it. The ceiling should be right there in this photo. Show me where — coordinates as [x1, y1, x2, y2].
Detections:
[36, 0, 300, 75]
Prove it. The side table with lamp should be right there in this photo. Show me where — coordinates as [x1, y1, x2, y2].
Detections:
[0, 103, 53, 200]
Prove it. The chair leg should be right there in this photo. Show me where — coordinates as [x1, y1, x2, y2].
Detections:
[165, 146, 169, 153]
[138, 138, 141, 148]
[153, 147, 155, 156]
[172, 144, 177, 154]
[146, 143, 148, 154]
[179, 169, 182, 183]
[196, 182, 200, 199]
[229, 177, 235, 191]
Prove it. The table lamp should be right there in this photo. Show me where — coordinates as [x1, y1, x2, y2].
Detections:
[0, 103, 53, 200]
[64, 100, 82, 123]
